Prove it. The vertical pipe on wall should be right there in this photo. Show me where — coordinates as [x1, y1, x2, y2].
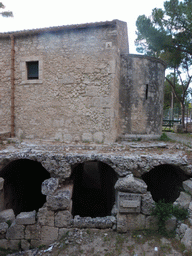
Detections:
[10, 35, 15, 137]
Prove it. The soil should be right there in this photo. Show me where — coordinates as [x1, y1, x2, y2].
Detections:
[5, 228, 192, 256]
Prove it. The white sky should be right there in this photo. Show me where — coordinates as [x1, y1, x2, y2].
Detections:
[0, 0, 165, 54]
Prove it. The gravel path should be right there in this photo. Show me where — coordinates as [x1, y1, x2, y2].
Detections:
[165, 132, 192, 148]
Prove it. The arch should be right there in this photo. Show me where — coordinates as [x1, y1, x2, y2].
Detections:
[142, 164, 189, 203]
[0, 159, 50, 215]
[71, 161, 117, 218]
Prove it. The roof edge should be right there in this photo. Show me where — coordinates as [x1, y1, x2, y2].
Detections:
[0, 19, 124, 38]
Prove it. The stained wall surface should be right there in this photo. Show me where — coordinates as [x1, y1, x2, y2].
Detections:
[119, 54, 165, 136]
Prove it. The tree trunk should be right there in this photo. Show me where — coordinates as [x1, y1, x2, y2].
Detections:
[181, 104, 185, 129]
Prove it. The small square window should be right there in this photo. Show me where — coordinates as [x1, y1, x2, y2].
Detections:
[27, 61, 39, 80]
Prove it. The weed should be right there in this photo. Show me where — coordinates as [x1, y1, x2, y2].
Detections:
[172, 205, 189, 220]
[115, 234, 125, 255]
[151, 199, 188, 236]
[158, 133, 171, 141]
[6, 220, 12, 227]
[38, 244, 46, 250]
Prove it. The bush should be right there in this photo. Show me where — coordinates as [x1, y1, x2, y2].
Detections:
[151, 199, 188, 236]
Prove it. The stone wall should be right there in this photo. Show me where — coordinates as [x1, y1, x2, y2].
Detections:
[0, 38, 12, 133]
[119, 54, 165, 138]
[0, 20, 129, 144]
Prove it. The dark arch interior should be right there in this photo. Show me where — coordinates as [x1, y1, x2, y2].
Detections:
[142, 164, 189, 203]
[0, 159, 50, 215]
[71, 161, 117, 218]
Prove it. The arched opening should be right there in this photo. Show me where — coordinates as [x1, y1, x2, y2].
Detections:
[71, 161, 117, 218]
[142, 164, 189, 203]
[0, 159, 50, 215]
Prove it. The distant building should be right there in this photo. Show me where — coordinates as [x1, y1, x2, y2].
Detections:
[0, 20, 165, 143]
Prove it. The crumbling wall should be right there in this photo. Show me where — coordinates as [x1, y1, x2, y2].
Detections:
[0, 148, 191, 250]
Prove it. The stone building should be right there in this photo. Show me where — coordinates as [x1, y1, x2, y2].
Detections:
[0, 19, 165, 143]
[2, 20, 187, 252]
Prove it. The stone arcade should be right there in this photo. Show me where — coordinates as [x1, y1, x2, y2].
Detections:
[0, 142, 192, 250]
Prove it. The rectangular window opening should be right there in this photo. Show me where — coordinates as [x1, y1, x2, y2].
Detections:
[27, 61, 39, 80]
[146, 84, 148, 100]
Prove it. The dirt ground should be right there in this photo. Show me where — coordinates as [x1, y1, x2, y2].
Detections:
[5, 228, 192, 256]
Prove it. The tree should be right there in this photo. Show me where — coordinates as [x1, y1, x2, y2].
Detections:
[135, 0, 192, 128]
[164, 74, 181, 110]
[0, 2, 13, 17]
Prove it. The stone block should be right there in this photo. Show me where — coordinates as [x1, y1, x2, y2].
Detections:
[93, 132, 104, 143]
[0, 222, 8, 235]
[173, 191, 191, 209]
[21, 239, 30, 251]
[117, 213, 127, 233]
[15, 210, 36, 225]
[6, 221, 25, 239]
[165, 216, 177, 231]
[41, 158, 71, 180]
[63, 134, 72, 143]
[41, 226, 58, 245]
[37, 207, 54, 226]
[25, 223, 41, 240]
[145, 216, 158, 230]
[0, 239, 8, 249]
[46, 188, 72, 211]
[58, 228, 70, 239]
[41, 178, 59, 195]
[55, 210, 72, 228]
[0, 239, 20, 250]
[117, 192, 141, 213]
[31, 239, 42, 248]
[183, 179, 192, 195]
[127, 214, 146, 230]
[181, 228, 192, 250]
[82, 133, 93, 142]
[0, 209, 15, 224]
[115, 174, 147, 194]
[0, 177, 4, 190]
[141, 192, 155, 215]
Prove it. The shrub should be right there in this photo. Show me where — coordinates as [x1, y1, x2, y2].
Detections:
[151, 199, 188, 236]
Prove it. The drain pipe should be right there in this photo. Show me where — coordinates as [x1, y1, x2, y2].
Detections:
[10, 34, 15, 137]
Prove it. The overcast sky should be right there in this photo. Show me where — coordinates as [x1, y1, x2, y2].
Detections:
[1, 0, 165, 53]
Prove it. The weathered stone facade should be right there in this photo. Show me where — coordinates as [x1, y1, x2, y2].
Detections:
[0, 20, 165, 143]
[119, 54, 165, 138]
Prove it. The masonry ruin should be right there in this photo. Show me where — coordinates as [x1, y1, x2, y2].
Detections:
[0, 143, 191, 251]
[0, 19, 192, 252]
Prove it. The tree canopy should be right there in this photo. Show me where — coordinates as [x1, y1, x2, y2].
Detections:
[135, 0, 192, 127]
[0, 2, 13, 17]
